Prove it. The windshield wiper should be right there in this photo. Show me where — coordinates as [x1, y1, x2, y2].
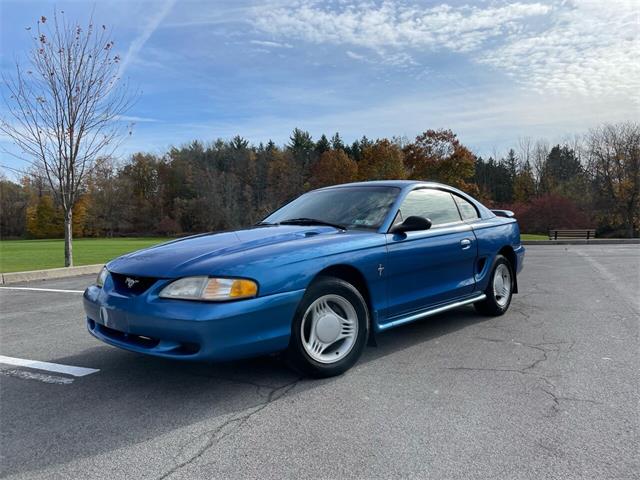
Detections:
[279, 218, 346, 230]
[254, 221, 279, 226]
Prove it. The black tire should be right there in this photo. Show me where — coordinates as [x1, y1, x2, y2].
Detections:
[474, 255, 514, 316]
[286, 276, 369, 378]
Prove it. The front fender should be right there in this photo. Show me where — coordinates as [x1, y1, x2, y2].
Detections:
[271, 244, 387, 306]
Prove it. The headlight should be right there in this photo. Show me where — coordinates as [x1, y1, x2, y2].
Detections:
[159, 276, 258, 301]
[96, 267, 109, 287]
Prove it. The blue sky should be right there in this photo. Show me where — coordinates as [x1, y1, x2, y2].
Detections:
[1, 0, 638, 176]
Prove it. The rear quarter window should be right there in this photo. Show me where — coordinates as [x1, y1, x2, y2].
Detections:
[453, 195, 480, 221]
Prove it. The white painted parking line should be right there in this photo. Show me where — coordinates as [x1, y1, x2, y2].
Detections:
[0, 368, 74, 385]
[0, 355, 99, 377]
[0, 287, 84, 293]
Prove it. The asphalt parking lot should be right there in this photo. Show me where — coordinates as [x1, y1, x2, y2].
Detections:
[1, 245, 638, 479]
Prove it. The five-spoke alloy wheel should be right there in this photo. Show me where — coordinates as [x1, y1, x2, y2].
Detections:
[301, 294, 358, 364]
[493, 263, 512, 308]
[287, 277, 368, 377]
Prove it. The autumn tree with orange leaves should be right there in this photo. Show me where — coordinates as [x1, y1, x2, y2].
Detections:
[358, 139, 406, 180]
[404, 129, 477, 194]
[310, 149, 358, 188]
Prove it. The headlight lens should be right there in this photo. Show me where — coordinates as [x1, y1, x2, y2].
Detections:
[96, 267, 109, 287]
[159, 277, 258, 301]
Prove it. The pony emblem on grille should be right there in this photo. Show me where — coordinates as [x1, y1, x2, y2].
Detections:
[125, 277, 139, 288]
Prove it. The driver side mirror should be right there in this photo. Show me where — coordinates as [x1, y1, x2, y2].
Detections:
[389, 215, 432, 234]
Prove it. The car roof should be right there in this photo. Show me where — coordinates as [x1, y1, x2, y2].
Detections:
[319, 180, 445, 190]
[316, 179, 495, 222]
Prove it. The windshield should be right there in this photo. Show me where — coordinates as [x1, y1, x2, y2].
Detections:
[263, 186, 400, 230]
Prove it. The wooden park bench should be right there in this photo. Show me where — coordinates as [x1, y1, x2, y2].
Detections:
[548, 228, 596, 240]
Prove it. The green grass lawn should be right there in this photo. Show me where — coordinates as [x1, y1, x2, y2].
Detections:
[520, 234, 548, 241]
[0, 237, 167, 273]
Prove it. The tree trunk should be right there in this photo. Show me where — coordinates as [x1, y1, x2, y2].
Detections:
[64, 209, 73, 267]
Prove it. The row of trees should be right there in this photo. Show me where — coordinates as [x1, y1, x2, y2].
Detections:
[473, 123, 639, 237]
[2, 122, 638, 239]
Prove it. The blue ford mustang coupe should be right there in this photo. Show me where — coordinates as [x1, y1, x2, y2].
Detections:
[84, 180, 524, 377]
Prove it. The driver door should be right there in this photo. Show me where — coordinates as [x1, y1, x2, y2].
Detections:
[383, 188, 477, 320]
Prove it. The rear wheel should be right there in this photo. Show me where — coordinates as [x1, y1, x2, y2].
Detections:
[474, 255, 513, 316]
[286, 276, 368, 377]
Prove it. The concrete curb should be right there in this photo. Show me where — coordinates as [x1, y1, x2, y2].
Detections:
[1, 264, 103, 285]
[522, 239, 640, 245]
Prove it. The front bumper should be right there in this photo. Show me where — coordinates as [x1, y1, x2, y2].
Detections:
[83, 283, 305, 361]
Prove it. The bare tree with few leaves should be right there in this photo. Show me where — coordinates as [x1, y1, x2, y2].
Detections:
[587, 122, 640, 238]
[531, 139, 550, 182]
[1, 11, 135, 266]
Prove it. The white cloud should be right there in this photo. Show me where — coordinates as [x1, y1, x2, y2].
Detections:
[252, 1, 551, 56]
[115, 115, 159, 123]
[346, 50, 367, 61]
[249, 40, 293, 48]
[118, 0, 177, 79]
[251, 0, 639, 99]
[479, 1, 640, 98]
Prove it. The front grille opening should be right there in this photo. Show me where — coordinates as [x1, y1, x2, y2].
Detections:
[133, 334, 161, 348]
[96, 324, 199, 355]
[100, 324, 127, 341]
[99, 324, 160, 348]
[111, 273, 157, 296]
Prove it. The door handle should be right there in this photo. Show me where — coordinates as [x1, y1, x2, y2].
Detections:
[460, 238, 472, 250]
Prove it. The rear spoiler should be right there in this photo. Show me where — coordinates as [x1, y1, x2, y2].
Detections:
[492, 209, 515, 218]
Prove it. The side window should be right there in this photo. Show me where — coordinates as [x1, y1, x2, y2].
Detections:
[397, 189, 462, 227]
[453, 195, 480, 221]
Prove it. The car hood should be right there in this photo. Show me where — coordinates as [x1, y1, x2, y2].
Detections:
[107, 225, 376, 279]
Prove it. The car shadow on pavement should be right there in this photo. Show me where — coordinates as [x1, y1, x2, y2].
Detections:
[1, 306, 492, 476]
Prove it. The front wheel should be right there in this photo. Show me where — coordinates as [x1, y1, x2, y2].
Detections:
[286, 276, 369, 378]
[474, 255, 514, 316]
